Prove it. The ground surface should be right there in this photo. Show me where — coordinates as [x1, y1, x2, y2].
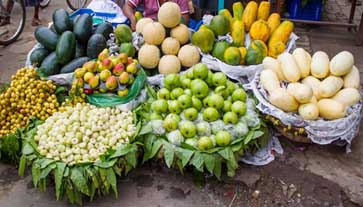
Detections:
[0, 0, 362, 207]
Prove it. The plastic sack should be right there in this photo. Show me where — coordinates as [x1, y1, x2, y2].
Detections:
[86, 69, 147, 107]
[87, 0, 128, 23]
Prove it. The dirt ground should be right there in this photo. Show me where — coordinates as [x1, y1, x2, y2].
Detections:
[0, 1, 362, 207]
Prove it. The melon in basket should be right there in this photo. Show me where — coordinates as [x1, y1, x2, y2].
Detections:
[178, 45, 200, 67]
[170, 24, 190, 45]
[142, 22, 166, 45]
[161, 37, 180, 55]
[136, 18, 153, 33]
[158, 2, 181, 28]
[158, 55, 181, 74]
[138, 44, 160, 69]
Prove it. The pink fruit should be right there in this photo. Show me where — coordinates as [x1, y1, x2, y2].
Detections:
[112, 63, 125, 76]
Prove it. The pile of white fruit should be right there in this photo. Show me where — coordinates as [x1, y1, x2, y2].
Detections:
[150, 63, 260, 150]
[34, 103, 136, 165]
[261, 49, 361, 120]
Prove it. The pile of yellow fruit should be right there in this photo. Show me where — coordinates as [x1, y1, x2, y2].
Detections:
[0, 68, 59, 137]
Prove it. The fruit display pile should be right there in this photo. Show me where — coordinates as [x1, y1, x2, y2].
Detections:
[72, 48, 141, 97]
[34, 103, 136, 165]
[31, 9, 113, 76]
[136, 2, 201, 74]
[261, 48, 361, 120]
[192, 1, 293, 66]
[0, 68, 59, 137]
[140, 63, 265, 177]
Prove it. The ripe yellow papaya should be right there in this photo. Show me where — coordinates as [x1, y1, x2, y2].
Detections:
[268, 20, 293, 50]
[268, 41, 286, 58]
[242, 1, 258, 32]
[249, 20, 270, 42]
[232, 2, 244, 20]
[238, 47, 247, 65]
[231, 20, 245, 47]
[267, 13, 281, 33]
[257, 1, 270, 20]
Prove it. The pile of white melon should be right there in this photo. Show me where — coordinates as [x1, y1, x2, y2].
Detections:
[136, 2, 200, 74]
[261, 48, 361, 120]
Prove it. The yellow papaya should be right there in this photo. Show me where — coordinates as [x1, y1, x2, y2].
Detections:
[224, 47, 241, 65]
[232, 2, 244, 20]
[267, 13, 281, 33]
[238, 47, 247, 65]
[249, 20, 270, 42]
[242, 1, 258, 32]
[257, 1, 270, 20]
[268, 20, 294, 49]
[268, 41, 286, 58]
[219, 9, 234, 29]
[231, 20, 245, 47]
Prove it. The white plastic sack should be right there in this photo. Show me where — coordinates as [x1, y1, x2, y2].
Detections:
[87, 0, 128, 23]
[246, 68, 363, 151]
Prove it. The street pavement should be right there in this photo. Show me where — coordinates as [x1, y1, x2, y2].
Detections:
[0, 1, 362, 207]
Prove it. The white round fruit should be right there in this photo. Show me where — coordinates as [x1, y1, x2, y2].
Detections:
[158, 55, 181, 74]
[136, 18, 153, 33]
[138, 44, 160, 69]
[161, 37, 180, 55]
[170, 24, 190, 45]
[157, 2, 181, 28]
[177, 45, 200, 67]
[142, 22, 166, 45]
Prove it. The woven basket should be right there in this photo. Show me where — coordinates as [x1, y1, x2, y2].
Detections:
[273, 125, 311, 144]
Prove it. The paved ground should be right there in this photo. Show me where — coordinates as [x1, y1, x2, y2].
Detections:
[0, 1, 362, 207]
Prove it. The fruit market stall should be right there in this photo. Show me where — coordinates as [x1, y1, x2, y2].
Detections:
[0, 0, 360, 204]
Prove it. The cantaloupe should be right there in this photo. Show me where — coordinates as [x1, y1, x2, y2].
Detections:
[158, 2, 181, 28]
[158, 55, 181, 74]
[138, 44, 160, 69]
[177, 45, 200, 67]
[136, 18, 153, 33]
[142, 22, 166, 45]
[161, 37, 180, 55]
[170, 24, 190, 45]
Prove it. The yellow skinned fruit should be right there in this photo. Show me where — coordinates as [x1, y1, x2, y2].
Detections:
[135, 11, 143, 22]
[242, 1, 258, 32]
[268, 20, 293, 52]
[238, 47, 247, 65]
[231, 20, 245, 47]
[257, 1, 270, 21]
[249, 20, 270, 42]
[267, 13, 281, 33]
[232, 2, 244, 20]
[318, 99, 346, 120]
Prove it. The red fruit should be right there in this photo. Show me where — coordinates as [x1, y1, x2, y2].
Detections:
[102, 58, 113, 70]
[127, 57, 134, 65]
[112, 63, 125, 76]
[84, 88, 94, 94]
